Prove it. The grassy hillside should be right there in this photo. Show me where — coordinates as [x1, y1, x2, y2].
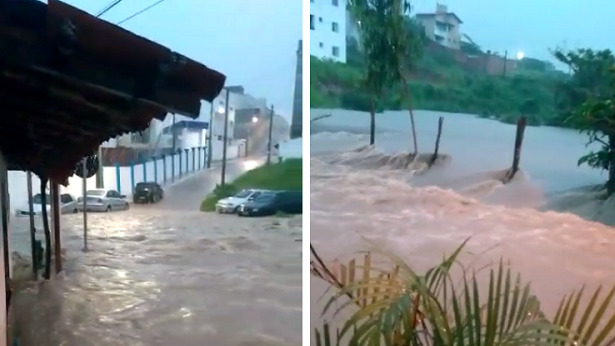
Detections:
[311, 36, 569, 126]
[200, 159, 302, 211]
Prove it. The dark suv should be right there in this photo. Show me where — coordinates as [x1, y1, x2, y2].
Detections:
[238, 190, 302, 216]
[133, 182, 164, 204]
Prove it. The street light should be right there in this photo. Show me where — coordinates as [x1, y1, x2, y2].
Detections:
[217, 106, 225, 114]
[252, 116, 258, 123]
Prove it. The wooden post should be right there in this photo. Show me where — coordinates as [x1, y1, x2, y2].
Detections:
[51, 183, 62, 274]
[429, 117, 444, 166]
[503, 117, 527, 183]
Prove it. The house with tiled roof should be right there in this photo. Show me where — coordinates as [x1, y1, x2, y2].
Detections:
[415, 4, 463, 50]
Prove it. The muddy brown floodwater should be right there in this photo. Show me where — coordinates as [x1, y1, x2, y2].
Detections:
[310, 144, 615, 341]
[9, 160, 302, 346]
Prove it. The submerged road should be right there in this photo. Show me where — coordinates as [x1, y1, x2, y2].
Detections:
[9, 158, 302, 346]
[151, 158, 261, 210]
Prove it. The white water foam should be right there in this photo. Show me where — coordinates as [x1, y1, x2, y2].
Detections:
[310, 132, 615, 333]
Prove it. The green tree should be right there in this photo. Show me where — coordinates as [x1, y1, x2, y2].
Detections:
[554, 48, 615, 195]
[348, 0, 421, 150]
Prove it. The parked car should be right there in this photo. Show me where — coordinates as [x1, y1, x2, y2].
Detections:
[133, 182, 164, 204]
[16, 193, 79, 216]
[215, 189, 267, 214]
[76, 189, 129, 212]
[237, 190, 302, 217]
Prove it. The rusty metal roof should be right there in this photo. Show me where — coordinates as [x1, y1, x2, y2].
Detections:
[0, 0, 226, 184]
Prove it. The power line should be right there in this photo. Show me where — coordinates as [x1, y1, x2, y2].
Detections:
[95, 0, 123, 18]
[117, 0, 167, 26]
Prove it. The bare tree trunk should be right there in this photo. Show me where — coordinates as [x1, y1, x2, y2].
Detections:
[401, 83, 418, 156]
[369, 98, 376, 145]
[429, 117, 444, 166]
[608, 134, 615, 196]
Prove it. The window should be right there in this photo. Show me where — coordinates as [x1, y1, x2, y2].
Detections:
[332, 0, 338, 6]
[310, 15, 314, 30]
[332, 46, 340, 57]
[319, 17, 323, 22]
[331, 22, 339, 32]
[60, 194, 73, 204]
[319, 42, 324, 48]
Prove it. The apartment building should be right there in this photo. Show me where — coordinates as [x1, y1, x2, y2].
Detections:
[310, 0, 347, 63]
[415, 4, 462, 50]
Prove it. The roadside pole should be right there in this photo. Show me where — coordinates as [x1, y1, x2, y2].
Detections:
[220, 88, 230, 185]
[82, 157, 88, 252]
[51, 183, 61, 274]
[266, 105, 274, 165]
[207, 102, 213, 169]
[26, 171, 36, 279]
[96, 145, 104, 188]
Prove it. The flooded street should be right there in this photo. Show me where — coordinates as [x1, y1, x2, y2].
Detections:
[10, 160, 302, 346]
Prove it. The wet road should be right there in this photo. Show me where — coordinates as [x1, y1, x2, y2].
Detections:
[10, 158, 302, 346]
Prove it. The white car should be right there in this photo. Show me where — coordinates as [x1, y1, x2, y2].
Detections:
[16, 193, 79, 216]
[76, 189, 130, 212]
[215, 189, 267, 214]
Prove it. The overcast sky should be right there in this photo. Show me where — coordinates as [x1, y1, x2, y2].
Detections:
[61, 0, 301, 121]
[413, 0, 612, 64]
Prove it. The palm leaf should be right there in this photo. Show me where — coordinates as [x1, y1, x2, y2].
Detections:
[553, 285, 615, 345]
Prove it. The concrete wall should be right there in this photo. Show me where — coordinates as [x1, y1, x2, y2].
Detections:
[310, 0, 347, 62]
[279, 138, 303, 160]
[6, 144, 240, 215]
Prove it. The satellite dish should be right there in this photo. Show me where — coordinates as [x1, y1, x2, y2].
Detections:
[74, 155, 99, 179]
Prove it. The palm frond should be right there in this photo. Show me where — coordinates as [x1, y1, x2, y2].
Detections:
[553, 285, 615, 346]
[310, 241, 585, 346]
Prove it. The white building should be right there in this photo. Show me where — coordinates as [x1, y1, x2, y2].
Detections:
[104, 86, 271, 159]
[310, 0, 347, 63]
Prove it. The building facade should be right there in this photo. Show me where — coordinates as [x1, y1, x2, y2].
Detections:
[310, 0, 347, 63]
[415, 4, 462, 50]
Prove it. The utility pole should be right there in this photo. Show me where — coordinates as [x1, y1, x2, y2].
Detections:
[267, 105, 274, 165]
[81, 157, 88, 252]
[503, 50, 508, 77]
[26, 171, 36, 279]
[171, 113, 177, 152]
[96, 146, 103, 188]
[207, 102, 214, 169]
[220, 88, 230, 185]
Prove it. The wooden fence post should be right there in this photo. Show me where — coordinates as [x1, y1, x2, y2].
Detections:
[503, 117, 527, 183]
[429, 117, 444, 166]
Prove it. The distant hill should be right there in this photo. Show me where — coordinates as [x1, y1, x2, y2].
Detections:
[311, 23, 569, 126]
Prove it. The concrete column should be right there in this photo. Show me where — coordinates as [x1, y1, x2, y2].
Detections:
[0, 151, 8, 346]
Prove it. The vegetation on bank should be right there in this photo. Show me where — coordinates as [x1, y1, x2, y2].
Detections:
[311, 21, 568, 127]
[313, 0, 615, 195]
[554, 49, 615, 196]
[199, 159, 302, 211]
[311, 240, 615, 345]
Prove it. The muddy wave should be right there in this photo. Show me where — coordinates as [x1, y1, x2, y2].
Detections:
[310, 132, 615, 335]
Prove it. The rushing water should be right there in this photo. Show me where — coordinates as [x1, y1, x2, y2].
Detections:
[310, 108, 615, 338]
[9, 162, 302, 346]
